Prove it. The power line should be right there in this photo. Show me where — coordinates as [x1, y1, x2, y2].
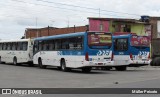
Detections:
[0, 2, 88, 21]
[11, 0, 134, 18]
[36, 0, 141, 16]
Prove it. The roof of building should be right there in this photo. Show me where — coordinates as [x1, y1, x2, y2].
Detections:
[88, 17, 149, 24]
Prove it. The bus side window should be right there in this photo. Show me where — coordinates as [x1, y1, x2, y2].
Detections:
[61, 39, 69, 50]
[68, 37, 83, 50]
[33, 41, 38, 53]
[114, 39, 117, 50]
[76, 36, 83, 50]
[22, 42, 28, 51]
[6, 43, 8, 50]
[9, 43, 12, 50]
[17, 42, 22, 50]
[0, 43, 2, 50]
[43, 40, 49, 51]
[69, 38, 75, 50]
[7, 43, 10, 50]
[3, 43, 6, 50]
[55, 40, 61, 50]
[49, 40, 55, 51]
[38, 41, 43, 51]
[12, 42, 16, 50]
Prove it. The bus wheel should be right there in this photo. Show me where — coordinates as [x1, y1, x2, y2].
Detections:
[57, 67, 61, 70]
[13, 57, 18, 66]
[154, 57, 160, 66]
[150, 60, 154, 66]
[61, 60, 69, 72]
[115, 66, 127, 71]
[0, 57, 2, 64]
[28, 62, 34, 67]
[82, 67, 92, 73]
[38, 58, 46, 69]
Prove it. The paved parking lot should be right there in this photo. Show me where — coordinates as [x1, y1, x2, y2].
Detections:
[0, 63, 160, 88]
[1, 64, 160, 97]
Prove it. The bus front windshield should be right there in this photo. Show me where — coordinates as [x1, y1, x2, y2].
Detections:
[131, 35, 150, 47]
[88, 32, 112, 48]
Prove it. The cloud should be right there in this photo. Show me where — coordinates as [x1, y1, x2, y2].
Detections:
[0, 0, 160, 39]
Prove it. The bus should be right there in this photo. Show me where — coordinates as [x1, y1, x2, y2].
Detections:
[113, 33, 150, 71]
[0, 39, 33, 66]
[33, 32, 114, 72]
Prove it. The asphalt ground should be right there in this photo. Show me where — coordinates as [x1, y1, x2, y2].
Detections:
[0, 63, 160, 97]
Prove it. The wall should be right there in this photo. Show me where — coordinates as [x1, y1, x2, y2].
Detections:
[25, 26, 88, 39]
[89, 19, 109, 32]
[131, 24, 145, 36]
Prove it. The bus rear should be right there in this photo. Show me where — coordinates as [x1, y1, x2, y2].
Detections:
[113, 34, 150, 70]
[129, 35, 150, 66]
[83, 32, 114, 68]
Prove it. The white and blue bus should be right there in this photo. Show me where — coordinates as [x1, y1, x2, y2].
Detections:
[33, 32, 114, 72]
[113, 33, 150, 71]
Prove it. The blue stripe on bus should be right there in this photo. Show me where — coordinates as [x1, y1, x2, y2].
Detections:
[34, 32, 86, 41]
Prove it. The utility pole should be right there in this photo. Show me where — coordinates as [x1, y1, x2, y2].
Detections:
[36, 17, 38, 37]
[67, 17, 70, 28]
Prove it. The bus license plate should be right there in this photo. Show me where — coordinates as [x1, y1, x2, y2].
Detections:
[139, 56, 142, 59]
[97, 63, 103, 65]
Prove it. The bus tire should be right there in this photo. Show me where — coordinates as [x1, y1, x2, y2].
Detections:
[28, 62, 34, 67]
[0, 57, 2, 64]
[38, 58, 46, 69]
[13, 57, 19, 66]
[154, 57, 160, 66]
[150, 60, 154, 66]
[115, 66, 127, 71]
[61, 60, 69, 72]
[82, 67, 92, 73]
[57, 67, 61, 70]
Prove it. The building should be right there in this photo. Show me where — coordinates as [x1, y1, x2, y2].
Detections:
[24, 16, 160, 39]
[25, 25, 88, 39]
[88, 17, 151, 37]
[149, 17, 160, 39]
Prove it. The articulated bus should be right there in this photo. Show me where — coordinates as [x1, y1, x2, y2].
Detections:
[113, 33, 150, 70]
[0, 39, 33, 66]
[33, 32, 114, 72]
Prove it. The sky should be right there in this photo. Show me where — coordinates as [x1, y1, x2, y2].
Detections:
[0, 0, 160, 39]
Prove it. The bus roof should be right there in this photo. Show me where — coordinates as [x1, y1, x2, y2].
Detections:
[0, 39, 31, 43]
[34, 32, 86, 41]
[113, 34, 131, 39]
[113, 32, 137, 36]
